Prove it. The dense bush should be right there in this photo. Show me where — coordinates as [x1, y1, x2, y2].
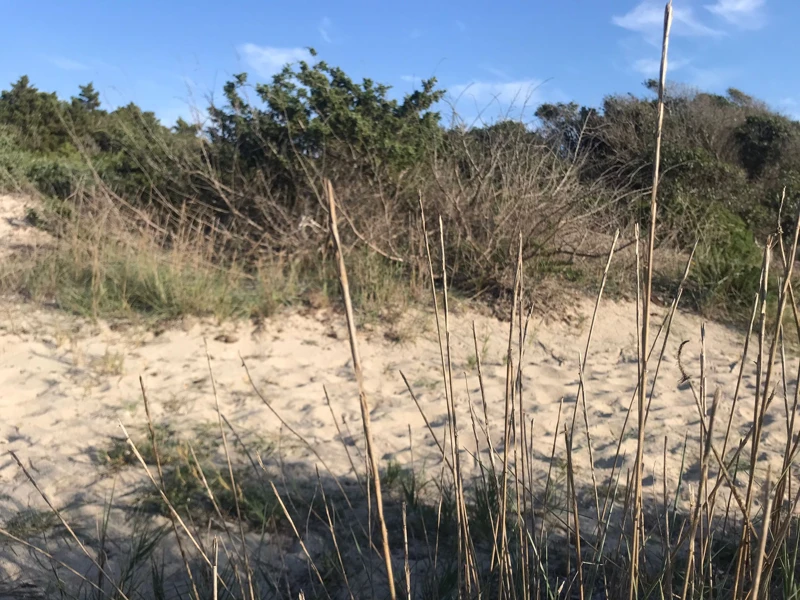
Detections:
[1, 62, 798, 320]
[686, 206, 764, 315]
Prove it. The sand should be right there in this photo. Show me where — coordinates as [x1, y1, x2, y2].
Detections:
[0, 193, 794, 592]
[0, 287, 780, 505]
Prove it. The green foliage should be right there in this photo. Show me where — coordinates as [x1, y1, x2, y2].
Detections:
[0, 126, 31, 190]
[535, 101, 597, 158]
[24, 154, 90, 198]
[2, 508, 60, 539]
[0, 76, 72, 154]
[73, 82, 101, 112]
[205, 58, 444, 213]
[735, 114, 796, 179]
[16, 238, 285, 321]
[3, 61, 800, 324]
[686, 206, 763, 316]
[0, 124, 90, 197]
[655, 145, 752, 245]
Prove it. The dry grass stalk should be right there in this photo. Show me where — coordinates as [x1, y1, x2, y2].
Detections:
[269, 481, 330, 597]
[8, 451, 132, 600]
[402, 502, 412, 600]
[630, 3, 672, 598]
[564, 427, 585, 600]
[205, 342, 257, 600]
[325, 178, 397, 600]
[497, 237, 524, 599]
[213, 536, 220, 600]
[680, 388, 720, 600]
[117, 422, 226, 581]
[437, 213, 478, 595]
[0, 525, 112, 597]
[140, 376, 202, 600]
[751, 469, 774, 600]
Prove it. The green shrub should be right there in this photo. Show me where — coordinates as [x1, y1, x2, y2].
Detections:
[686, 206, 763, 316]
[24, 154, 90, 199]
[0, 126, 33, 191]
[735, 114, 796, 179]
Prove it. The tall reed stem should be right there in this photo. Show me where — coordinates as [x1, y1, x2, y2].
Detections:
[630, 3, 672, 598]
[325, 178, 397, 600]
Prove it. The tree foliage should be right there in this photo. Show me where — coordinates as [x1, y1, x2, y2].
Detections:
[1, 62, 798, 317]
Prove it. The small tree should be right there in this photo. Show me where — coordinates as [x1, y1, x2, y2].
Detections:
[734, 114, 796, 179]
[73, 83, 101, 112]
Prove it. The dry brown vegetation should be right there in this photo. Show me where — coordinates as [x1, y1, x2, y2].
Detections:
[4, 2, 800, 599]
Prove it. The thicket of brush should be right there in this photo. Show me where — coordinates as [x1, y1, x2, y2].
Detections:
[4, 2, 800, 599]
[2, 12, 800, 321]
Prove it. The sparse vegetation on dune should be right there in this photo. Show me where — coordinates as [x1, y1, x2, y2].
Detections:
[2, 9, 800, 323]
[4, 2, 800, 599]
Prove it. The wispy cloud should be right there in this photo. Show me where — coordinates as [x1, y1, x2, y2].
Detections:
[778, 97, 800, 119]
[46, 55, 89, 71]
[456, 20, 467, 32]
[480, 64, 511, 79]
[685, 65, 739, 88]
[449, 79, 547, 115]
[705, 0, 766, 29]
[238, 44, 311, 78]
[156, 102, 208, 128]
[410, 28, 423, 39]
[632, 57, 690, 76]
[400, 75, 419, 83]
[319, 17, 333, 43]
[613, 1, 723, 39]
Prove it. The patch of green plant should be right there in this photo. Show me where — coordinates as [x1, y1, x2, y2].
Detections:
[24, 154, 90, 199]
[382, 460, 426, 510]
[99, 423, 182, 470]
[2, 508, 60, 539]
[107, 424, 288, 530]
[685, 205, 764, 318]
[11, 237, 289, 322]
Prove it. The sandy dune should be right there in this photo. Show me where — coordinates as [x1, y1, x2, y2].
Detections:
[0, 193, 794, 593]
[0, 286, 785, 516]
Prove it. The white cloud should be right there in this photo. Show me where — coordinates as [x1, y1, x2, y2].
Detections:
[449, 79, 545, 109]
[685, 65, 738, 88]
[456, 20, 467, 32]
[156, 102, 208, 128]
[705, 0, 766, 28]
[632, 56, 690, 76]
[480, 64, 511, 79]
[47, 56, 89, 71]
[319, 17, 333, 43]
[613, 1, 723, 39]
[238, 44, 312, 78]
[778, 97, 800, 120]
[410, 28, 423, 39]
[632, 58, 661, 75]
[400, 75, 419, 83]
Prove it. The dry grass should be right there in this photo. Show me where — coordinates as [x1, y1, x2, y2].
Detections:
[4, 198, 800, 598]
[0, 181, 422, 330]
[3, 3, 800, 598]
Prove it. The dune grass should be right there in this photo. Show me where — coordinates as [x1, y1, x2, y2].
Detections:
[1, 187, 422, 328]
[4, 3, 800, 598]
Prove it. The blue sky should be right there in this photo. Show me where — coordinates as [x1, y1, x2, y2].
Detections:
[0, 0, 797, 127]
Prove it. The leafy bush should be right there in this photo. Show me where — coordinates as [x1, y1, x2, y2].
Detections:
[735, 114, 797, 179]
[24, 154, 90, 199]
[686, 206, 763, 316]
[0, 126, 33, 191]
[2, 65, 800, 322]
